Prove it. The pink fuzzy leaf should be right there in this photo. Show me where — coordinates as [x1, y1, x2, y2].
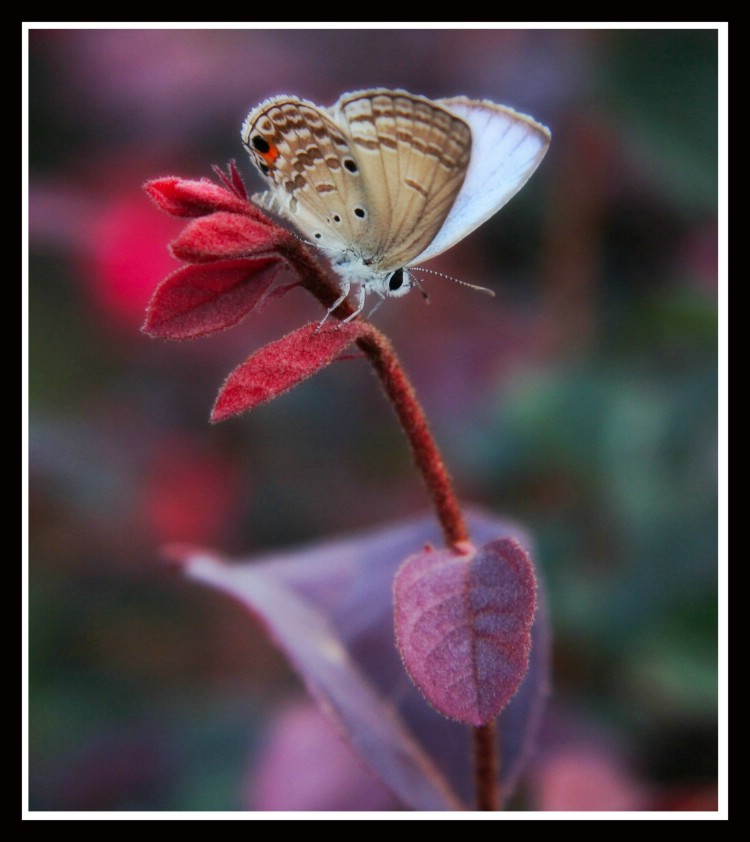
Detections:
[144, 177, 251, 217]
[211, 322, 366, 422]
[394, 538, 536, 726]
[170, 211, 288, 263]
[143, 257, 282, 340]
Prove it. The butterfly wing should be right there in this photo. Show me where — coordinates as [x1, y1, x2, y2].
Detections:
[409, 99, 551, 267]
[330, 89, 472, 271]
[241, 95, 373, 255]
[243, 93, 548, 276]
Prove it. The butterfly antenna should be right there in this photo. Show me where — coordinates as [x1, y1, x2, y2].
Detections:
[410, 266, 495, 297]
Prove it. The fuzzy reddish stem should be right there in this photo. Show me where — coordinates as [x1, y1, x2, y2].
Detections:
[473, 721, 499, 810]
[286, 240, 495, 808]
[355, 325, 469, 548]
[281, 241, 468, 548]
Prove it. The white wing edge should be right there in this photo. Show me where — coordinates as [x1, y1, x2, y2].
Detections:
[410, 98, 551, 266]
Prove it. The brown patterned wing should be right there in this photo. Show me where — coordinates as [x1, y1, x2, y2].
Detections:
[241, 96, 375, 256]
[329, 89, 472, 271]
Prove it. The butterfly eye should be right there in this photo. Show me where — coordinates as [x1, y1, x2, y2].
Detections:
[384, 269, 410, 298]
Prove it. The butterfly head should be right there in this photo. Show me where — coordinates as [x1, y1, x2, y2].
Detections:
[324, 253, 415, 323]
[335, 254, 412, 298]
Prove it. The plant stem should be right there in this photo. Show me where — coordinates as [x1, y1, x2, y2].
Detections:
[473, 722, 499, 810]
[284, 240, 469, 548]
[358, 326, 499, 811]
[356, 324, 469, 549]
[289, 243, 498, 809]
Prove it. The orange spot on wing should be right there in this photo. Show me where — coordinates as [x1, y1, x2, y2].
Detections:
[260, 145, 280, 166]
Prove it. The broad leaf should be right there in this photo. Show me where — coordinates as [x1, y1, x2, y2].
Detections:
[171, 510, 549, 810]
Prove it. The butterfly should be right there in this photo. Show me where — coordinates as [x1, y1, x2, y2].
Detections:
[241, 88, 550, 323]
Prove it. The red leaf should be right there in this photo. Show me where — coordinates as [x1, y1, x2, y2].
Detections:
[211, 321, 366, 421]
[144, 177, 251, 217]
[212, 161, 249, 201]
[142, 257, 282, 340]
[170, 211, 288, 263]
[394, 538, 537, 726]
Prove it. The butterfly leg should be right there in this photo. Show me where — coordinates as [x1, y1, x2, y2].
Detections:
[365, 290, 386, 320]
[340, 283, 367, 325]
[316, 280, 351, 332]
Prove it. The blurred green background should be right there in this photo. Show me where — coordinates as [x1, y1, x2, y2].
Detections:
[27, 27, 720, 811]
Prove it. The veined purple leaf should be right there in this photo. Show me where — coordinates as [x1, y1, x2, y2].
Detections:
[180, 546, 462, 810]
[394, 539, 537, 726]
[172, 510, 549, 811]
